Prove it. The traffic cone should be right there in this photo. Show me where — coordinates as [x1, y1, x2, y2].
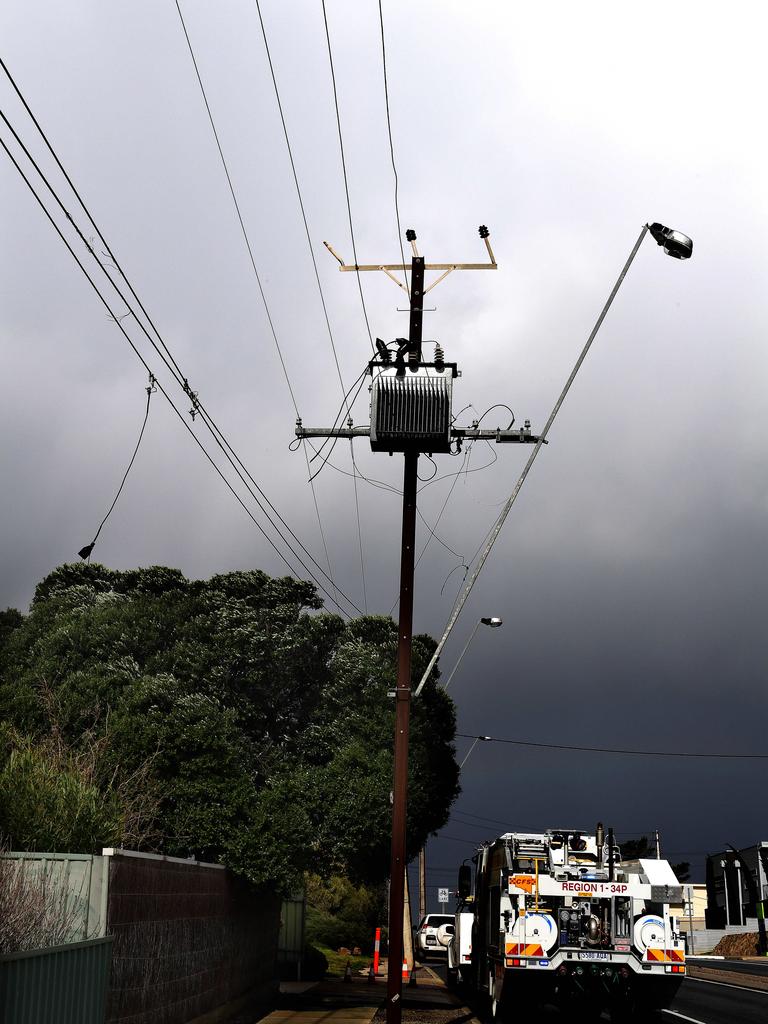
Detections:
[401, 959, 409, 983]
[344, 960, 352, 983]
[368, 962, 375, 984]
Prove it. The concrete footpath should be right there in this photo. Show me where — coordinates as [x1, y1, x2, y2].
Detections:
[250, 961, 480, 1024]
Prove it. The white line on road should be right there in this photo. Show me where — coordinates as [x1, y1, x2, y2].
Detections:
[686, 975, 768, 995]
[661, 1010, 710, 1024]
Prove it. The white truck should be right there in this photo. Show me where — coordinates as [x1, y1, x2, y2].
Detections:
[448, 825, 685, 1019]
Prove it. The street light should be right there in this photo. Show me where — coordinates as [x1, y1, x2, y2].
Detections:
[415, 219, 694, 699]
[442, 616, 503, 691]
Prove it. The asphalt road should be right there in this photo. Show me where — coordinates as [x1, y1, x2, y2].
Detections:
[662, 976, 768, 1024]
[428, 959, 768, 1023]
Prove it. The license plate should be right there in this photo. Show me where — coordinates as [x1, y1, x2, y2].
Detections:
[580, 952, 610, 961]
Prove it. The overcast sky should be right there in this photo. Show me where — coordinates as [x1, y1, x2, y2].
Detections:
[2, 1, 767, 900]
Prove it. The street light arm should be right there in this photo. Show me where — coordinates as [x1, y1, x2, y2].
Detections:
[441, 619, 482, 691]
[414, 223, 652, 697]
[459, 735, 492, 769]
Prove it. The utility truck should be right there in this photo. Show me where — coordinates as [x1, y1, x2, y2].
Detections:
[449, 825, 685, 1019]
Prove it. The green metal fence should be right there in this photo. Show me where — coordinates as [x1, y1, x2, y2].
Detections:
[0, 936, 112, 1024]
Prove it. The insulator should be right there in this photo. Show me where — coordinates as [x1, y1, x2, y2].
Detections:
[434, 343, 445, 372]
[478, 225, 490, 239]
[405, 228, 417, 241]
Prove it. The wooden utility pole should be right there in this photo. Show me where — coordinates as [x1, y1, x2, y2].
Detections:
[419, 846, 427, 922]
[295, 227, 540, 1024]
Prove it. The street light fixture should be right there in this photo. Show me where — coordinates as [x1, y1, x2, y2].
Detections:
[648, 222, 694, 260]
[442, 616, 503, 691]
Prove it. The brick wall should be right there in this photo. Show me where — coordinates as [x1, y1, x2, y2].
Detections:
[104, 853, 280, 1024]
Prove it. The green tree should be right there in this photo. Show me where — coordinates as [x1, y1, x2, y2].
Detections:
[304, 873, 386, 952]
[620, 836, 651, 860]
[0, 723, 158, 853]
[0, 564, 459, 892]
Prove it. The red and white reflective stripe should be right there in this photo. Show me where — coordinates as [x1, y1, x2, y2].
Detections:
[373, 928, 381, 975]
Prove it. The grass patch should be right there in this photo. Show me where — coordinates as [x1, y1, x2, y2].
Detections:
[315, 943, 372, 978]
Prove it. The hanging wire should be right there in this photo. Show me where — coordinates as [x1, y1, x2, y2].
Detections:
[350, 442, 368, 613]
[253, 0, 368, 609]
[78, 373, 156, 560]
[173, 1, 300, 412]
[320, 0, 375, 351]
[0, 61, 362, 616]
[454, 732, 768, 760]
[0, 134, 360, 616]
[377, 0, 409, 296]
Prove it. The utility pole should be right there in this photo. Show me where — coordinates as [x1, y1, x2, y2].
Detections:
[419, 846, 427, 922]
[655, 828, 661, 859]
[296, 227, 541, 1024]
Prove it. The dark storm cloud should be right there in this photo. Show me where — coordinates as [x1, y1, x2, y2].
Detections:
[2, 2, 766, 899]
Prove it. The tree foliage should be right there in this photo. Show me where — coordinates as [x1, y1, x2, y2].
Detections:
[0, 564, 459, 892]
[304, 873, 386, 952]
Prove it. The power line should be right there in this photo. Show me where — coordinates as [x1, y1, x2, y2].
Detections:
[252, 0, 347, 402]
[455, 732, 768, 759]
[172, 2, 349, 604]
[0, 55, 364, 616]
[253, 0, 368, 611]
[173, 0, 299, 413]
[0, 126, 360, 616]
[0, 135, 314, 582]
[0, 67, 361, 615]
[0, 56, 189, 388]
[320, 0, 375, 351]
[350, 444, 368, 613]
[377, 0, 409, 296]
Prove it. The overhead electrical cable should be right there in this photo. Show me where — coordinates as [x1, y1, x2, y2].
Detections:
[320, 0, 375, 351]
[306, 372, 370, 482]
[252, 0, 347, 401]
[0, 128, 360, 616]
[377, 0, 409, 296]
[455, 732, 768, 760]
[350, 444, 368, 613]
[0, 136, 316, 585]
[173, 0, 299, 412]
[0, 66, 361, 615]
[253, 0, 368, 610]
[174, 0, 352, 610]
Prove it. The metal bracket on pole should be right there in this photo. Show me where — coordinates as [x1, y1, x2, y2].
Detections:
[322, 226, 497, 296]
[294, 425, 545, 444]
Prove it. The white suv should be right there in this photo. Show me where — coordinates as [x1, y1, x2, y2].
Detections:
[415, 914, 454, 961]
